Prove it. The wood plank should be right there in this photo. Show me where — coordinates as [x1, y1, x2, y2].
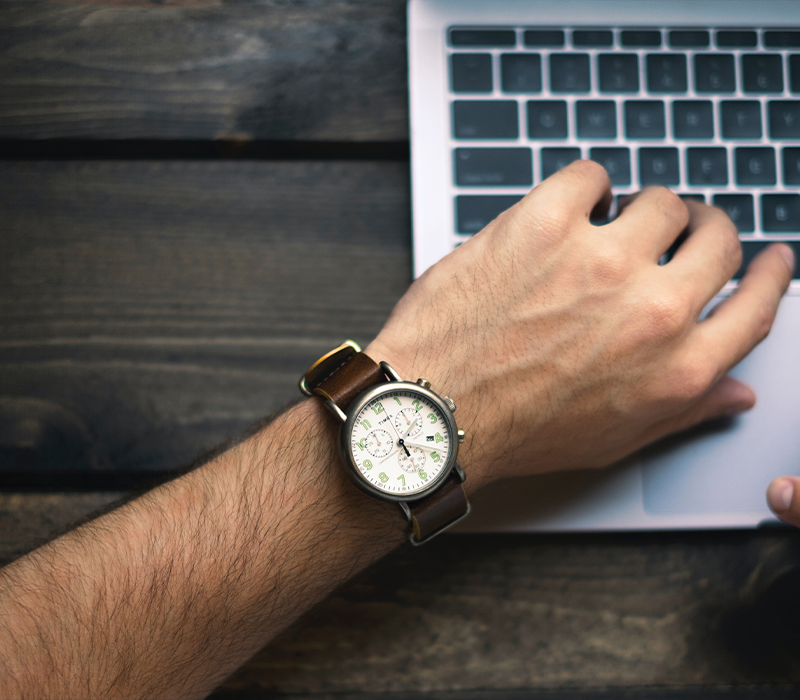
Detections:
[0, 1, 408, 142]
[2, 493, 800, 691]
[0, 160, 411, 474]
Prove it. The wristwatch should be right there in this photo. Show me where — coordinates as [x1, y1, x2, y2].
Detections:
[300, 340, 470, 545]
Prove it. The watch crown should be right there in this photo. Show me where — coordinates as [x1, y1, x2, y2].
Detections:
[416, 378, 431, 389]
[458, 429, 465, 444]
[443, 395, 457, 413]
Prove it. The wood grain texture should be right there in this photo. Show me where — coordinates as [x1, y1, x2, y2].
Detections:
[219, 530, 800, 693]
[0, 0, 408, 141]
[2, 492, 799, 692]
[0, 492, 122, 563]
[0, 160, 411, 472]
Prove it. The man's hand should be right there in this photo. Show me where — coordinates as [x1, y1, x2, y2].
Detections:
[368, 161, 794, 490]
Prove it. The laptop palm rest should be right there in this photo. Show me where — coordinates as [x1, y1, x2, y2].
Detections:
[457, 295, 800, 532]
[641, 294, 800, 516]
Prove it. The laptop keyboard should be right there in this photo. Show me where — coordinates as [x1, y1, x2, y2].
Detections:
[447, 26, 800, 278]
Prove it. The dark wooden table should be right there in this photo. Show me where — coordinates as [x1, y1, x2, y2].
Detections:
[2, 3, 800, 698]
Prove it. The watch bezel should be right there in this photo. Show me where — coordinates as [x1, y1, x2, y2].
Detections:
[339, 381, 459, 503]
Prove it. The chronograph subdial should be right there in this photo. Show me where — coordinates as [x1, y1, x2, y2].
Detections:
[394, 408, 423, 438]
[365, 429, 393, 458]
[397, 446, 426, 473]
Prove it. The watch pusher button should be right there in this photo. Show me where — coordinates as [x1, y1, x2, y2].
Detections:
[443, 396, 457, 413]
[416, 378, 431, 388]
[458, 429, 465, 443]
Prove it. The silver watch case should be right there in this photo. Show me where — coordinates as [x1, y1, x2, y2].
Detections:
[337, 380, 460, 503]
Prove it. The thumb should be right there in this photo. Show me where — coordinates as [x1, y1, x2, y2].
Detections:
[767, 477, 800, 528]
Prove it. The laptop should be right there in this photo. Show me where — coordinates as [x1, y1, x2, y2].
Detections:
[407, 0, 800, 531]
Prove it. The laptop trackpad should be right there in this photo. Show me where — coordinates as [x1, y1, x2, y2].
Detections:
[642, 294, 800, 515]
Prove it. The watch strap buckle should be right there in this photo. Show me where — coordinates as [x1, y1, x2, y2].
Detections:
[398, 470, 470, 546]
[299, 340, 362, 396]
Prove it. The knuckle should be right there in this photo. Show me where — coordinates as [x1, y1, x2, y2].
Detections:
[589, 242, 632, 285]
[752, 297, 776, 343]
[640, 290, 691, 339]
[667, 355, 716, 403]
[722, 228, 743, 274]
[652, 188, 690, 228]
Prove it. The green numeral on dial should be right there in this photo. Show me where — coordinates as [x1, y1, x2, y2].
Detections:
[356, 438, 366, 451]
[431, 451, 441, 463]
[379, 472, 389, 483]
[435, 432, 444, 444]
[419, 469, 428, 479]
[397, 474, 405, 486]
[371, 402, 384, 415]
[394, 396, 402, 406]
[412, 399, 422, 411]
[427, 412, 437, 424]
[364, 459, 373, 471]
[361, 419, 372, 430]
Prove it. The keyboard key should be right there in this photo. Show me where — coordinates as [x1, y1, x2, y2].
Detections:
[576, 101, 617, 139]
[687, 147, 728, 186]
[669, 30, 710, 48]
[783, 147, 800, 185]
[673, 100, 714, 139]
[621, 30, 661, 47]
[646, 54, 687, 93]
[716, 30, 757, 48]
[452, 101, 519, 139]
[764, 31, 800, 48]
[541, 147, 582, 180]
[792, 55, 800, 93]
[713, 194, 755, 233]
[501, 53, 542, 92]
[455, 195, 523, 234]
[694, 54, 735, 93]
[735, 241, 800, 279]
[735, 147, 777, 186]
[625, 101, 666, 139]
[450, 54, 492, 92]
[768, 101, 800, 139]
[721, 101, 762, 139]
[598, 54, 639, 93]
[639, 148, 680, 186]
[573, 29, 613, 47]
[454, 148, 533, 186]
[549, 53, 591, 92]
[590, 147, 631, 185]
[450, 29, 516, 47]
[524, 29, 565, 47]
[679, 194, 706, 203]
[742, 54, 784, 93]
[527, 100, 568, 139]
[762, 194, 800, 232]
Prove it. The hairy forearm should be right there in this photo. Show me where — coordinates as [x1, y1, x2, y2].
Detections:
[0, 400, 407, 699]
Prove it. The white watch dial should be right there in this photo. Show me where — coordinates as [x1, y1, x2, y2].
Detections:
[350, 389, 452, 496]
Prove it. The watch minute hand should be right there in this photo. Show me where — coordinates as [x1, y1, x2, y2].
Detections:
[404, 440, 441, 451]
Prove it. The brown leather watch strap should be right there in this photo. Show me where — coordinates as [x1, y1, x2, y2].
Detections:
[301, 341, 470, 544]
[306, 350, 385, 411]
[407, 471, 469, 544]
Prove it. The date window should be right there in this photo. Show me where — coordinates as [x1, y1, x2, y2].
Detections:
[426, 435, 435, 442]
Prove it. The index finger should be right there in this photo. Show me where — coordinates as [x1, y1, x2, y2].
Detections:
[692, 243, 794, 374]
[523, 160, 612, 224]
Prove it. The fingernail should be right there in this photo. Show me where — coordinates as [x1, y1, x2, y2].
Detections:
[777, 244, 796, 275]
[767, 478, 794, 512]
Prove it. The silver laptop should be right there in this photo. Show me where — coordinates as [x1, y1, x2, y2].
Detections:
[407, 0, 800, 531]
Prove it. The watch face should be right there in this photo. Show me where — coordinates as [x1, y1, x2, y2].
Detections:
[348, 386, 454, 498]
